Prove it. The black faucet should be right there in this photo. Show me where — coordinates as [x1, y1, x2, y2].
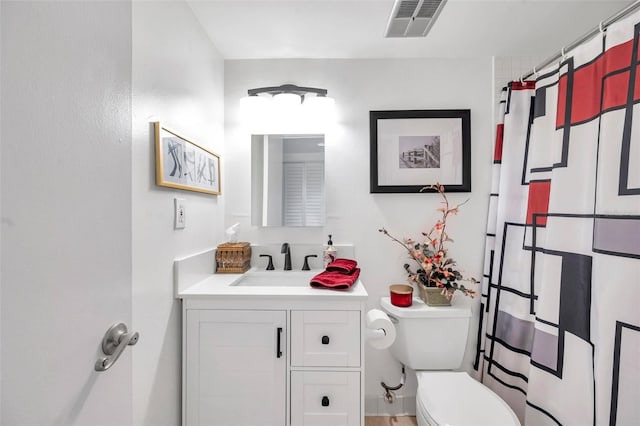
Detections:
[302, 254, 318, 271]
[259, 254, 274, 270]
[281, 243, 292, 271]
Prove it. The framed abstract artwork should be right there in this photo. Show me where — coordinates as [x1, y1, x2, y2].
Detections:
[153, 122, 221, 195]
[370, 110, 471, 193]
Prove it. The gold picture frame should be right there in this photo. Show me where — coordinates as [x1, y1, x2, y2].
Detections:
[153, 122, 221, 195]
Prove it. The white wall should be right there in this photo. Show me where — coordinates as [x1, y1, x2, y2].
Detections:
[132, 2, 224, 425]
[0, 1, 3, 416]
[224, 58, 493, 414]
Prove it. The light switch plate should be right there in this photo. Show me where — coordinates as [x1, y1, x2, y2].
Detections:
[174, 198, 186, 229]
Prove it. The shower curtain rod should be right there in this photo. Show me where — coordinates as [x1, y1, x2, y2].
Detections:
[521, 0, 640, 80]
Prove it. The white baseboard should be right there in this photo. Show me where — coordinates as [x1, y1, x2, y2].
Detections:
[364, 394, 416, 416]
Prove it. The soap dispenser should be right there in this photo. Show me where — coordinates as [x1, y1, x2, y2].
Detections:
[323, 234, 337, 268]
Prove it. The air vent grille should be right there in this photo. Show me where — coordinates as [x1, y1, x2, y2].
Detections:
[416, 0, 441, 18]
[385, 0, 447, 38]
[396, 0, 419, 18]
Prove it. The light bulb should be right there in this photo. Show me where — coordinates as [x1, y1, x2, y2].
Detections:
[240, 95, 269, 120]
[303, 95, 336, 123]
[273, 93, 302, 112]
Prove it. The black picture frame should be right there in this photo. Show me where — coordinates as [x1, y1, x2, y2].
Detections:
[369, 109, 471, 193]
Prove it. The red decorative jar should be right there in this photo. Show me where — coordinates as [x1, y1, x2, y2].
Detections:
[389, 284, 413, 307]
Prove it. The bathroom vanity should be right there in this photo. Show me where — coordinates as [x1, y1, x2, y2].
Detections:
[175, 248, 367, 426]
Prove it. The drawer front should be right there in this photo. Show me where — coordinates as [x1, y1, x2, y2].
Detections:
[291, 371, 360, 426]
[291, 310, 360, 367]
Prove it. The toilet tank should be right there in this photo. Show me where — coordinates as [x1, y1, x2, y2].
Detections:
[380, 297, 471, 370]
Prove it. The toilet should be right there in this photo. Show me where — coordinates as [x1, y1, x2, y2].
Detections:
[380, 297, 520, 426]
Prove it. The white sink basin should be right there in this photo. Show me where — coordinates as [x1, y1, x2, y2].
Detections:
[232, 270, 318, 287]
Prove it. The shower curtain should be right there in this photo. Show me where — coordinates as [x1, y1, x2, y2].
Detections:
[476, 9, 640, 426]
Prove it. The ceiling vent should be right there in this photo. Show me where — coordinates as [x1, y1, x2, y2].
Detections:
[385, 0, 447, 38]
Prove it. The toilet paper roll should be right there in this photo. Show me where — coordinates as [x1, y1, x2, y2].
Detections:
[365, 308, 396, 350]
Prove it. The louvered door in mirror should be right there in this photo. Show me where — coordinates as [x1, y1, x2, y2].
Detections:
[251, 134, 325, 227]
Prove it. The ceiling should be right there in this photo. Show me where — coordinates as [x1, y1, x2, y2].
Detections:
[186, 0, 633, 60]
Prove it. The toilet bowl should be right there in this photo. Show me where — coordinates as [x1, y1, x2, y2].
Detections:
[415, 371, 519, 426]
[379, 297, 520, 426]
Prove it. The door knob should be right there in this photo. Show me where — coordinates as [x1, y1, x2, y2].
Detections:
[95, 322, 139, 372]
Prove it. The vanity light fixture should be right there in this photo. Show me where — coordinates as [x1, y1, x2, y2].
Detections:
[240, 84, 335, 132]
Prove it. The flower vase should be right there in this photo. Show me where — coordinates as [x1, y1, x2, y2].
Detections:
[418, 285, 451, 306]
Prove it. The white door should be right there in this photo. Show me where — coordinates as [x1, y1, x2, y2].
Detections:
[185, 310, 287, 426]
[1, 1, 133, 425]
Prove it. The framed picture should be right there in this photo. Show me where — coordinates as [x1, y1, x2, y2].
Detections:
[154, 122, 221, 195]
[370, 110, 471, 193]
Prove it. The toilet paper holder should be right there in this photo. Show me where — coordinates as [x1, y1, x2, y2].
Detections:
[365, 308, 396, 350]
[365, 327, 386, 339]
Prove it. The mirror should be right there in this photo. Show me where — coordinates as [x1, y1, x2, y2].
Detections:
[251, 134, 325, 227]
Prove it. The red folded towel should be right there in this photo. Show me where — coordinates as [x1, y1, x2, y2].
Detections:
[326, 258, 358, 274]
[310, 268, 360, 289]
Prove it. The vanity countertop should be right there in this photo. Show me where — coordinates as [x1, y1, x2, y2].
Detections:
[177, 267, 367, 300]
[175, 248, 367, 300]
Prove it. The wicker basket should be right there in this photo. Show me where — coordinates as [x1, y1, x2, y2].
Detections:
[216, 242, 251, 273]
[418, 285, 451, 306]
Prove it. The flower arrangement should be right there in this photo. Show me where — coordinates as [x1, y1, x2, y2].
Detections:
[379, 183, 477, 300]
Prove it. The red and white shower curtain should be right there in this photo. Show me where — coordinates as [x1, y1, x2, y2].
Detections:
[476, 9, 640, 426]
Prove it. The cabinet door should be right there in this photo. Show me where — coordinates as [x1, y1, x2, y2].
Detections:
[185, 309, 286, 426]
[291, 371, 360, 426]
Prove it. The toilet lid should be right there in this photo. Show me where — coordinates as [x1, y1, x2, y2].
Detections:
[417, 372, 520, 426]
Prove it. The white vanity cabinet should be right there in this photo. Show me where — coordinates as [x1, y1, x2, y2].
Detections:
[185, 309, 287, 426]
[182, 297, 366, 426]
